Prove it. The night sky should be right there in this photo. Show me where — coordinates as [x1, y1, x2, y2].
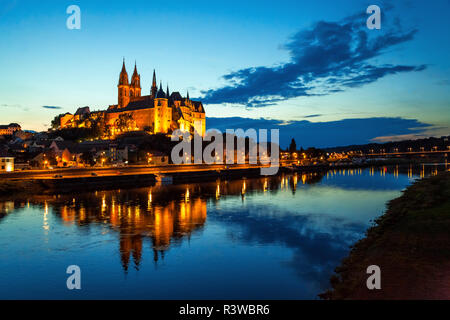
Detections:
[0, 0, 448, 147]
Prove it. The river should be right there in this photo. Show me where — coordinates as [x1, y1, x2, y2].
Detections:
[0, 163, 447, 299]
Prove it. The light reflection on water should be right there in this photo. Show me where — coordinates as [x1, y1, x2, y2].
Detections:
[0, 164, 447, 299]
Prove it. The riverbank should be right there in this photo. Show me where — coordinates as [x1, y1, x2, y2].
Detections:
[0, 161, 446, 198]
[0, 166, 266, 197]
[320, 171, 450, 299]
[0, 179, 46, 196]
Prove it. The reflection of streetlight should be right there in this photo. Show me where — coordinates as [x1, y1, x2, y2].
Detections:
[147, 153, 152, 164]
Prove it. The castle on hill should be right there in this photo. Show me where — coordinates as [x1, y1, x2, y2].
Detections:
[58, 60, 206, 137]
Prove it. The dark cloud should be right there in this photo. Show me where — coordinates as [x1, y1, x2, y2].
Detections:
[202, 12, 425, 107]
[42, 105, 62, 110]
[303, 114, 322, 118]
[207, 116, 432, 148]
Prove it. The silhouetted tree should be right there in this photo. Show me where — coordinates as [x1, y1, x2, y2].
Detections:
[81, 151, 95, 166]
[289, 138, 297, 153]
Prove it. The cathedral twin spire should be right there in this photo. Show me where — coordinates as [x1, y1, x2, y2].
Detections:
[119, 59, 141, 88]
[120, 59, 184, 100]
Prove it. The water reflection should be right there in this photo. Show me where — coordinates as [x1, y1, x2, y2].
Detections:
[51, 186, 208, 271]
[0, 172, 329, 271]
[0, 164, 448, 299]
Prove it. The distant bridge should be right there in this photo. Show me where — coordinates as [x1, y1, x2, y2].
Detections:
[363, 150, 449, 157]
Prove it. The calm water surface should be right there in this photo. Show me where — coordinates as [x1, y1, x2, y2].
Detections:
[0, 164, 447, 299]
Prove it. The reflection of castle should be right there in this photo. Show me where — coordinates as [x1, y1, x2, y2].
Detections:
[1, 172, 332, 271]
[55, 187, 207, 271]
[59, 60, 206, 136]
[114, 197, 207, 270]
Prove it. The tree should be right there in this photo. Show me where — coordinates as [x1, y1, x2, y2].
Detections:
[289, 138, 297, 153]
[51, 113, 70, 130]
[143, 125, 154, 134]
[80, 151, 95, 166]
[114, 113, 136, 133]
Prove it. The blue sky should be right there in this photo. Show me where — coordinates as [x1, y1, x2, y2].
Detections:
[0, 0, 449, 147]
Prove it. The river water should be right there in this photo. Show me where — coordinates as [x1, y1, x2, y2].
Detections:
[0, 163, 447, 299]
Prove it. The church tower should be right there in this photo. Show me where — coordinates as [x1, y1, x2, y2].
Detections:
[130, 62, 141, 98]
[150, 70, 158, 99]
[154, 81, 171, 134]
[118, 59, 130, 108]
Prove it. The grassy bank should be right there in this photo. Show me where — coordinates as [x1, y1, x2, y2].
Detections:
[320, 171, 450, 299]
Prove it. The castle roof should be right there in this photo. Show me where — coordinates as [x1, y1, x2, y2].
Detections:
[75, 107, 90, 116]
[192, 101, 205, 113]
[108, 96, 154, 113]
[170, 92, 183, 100]
[0, 123, 21, 129]
[156, 82, 166, 99]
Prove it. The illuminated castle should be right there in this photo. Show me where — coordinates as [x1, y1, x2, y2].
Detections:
[59, 60, 206, 137]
